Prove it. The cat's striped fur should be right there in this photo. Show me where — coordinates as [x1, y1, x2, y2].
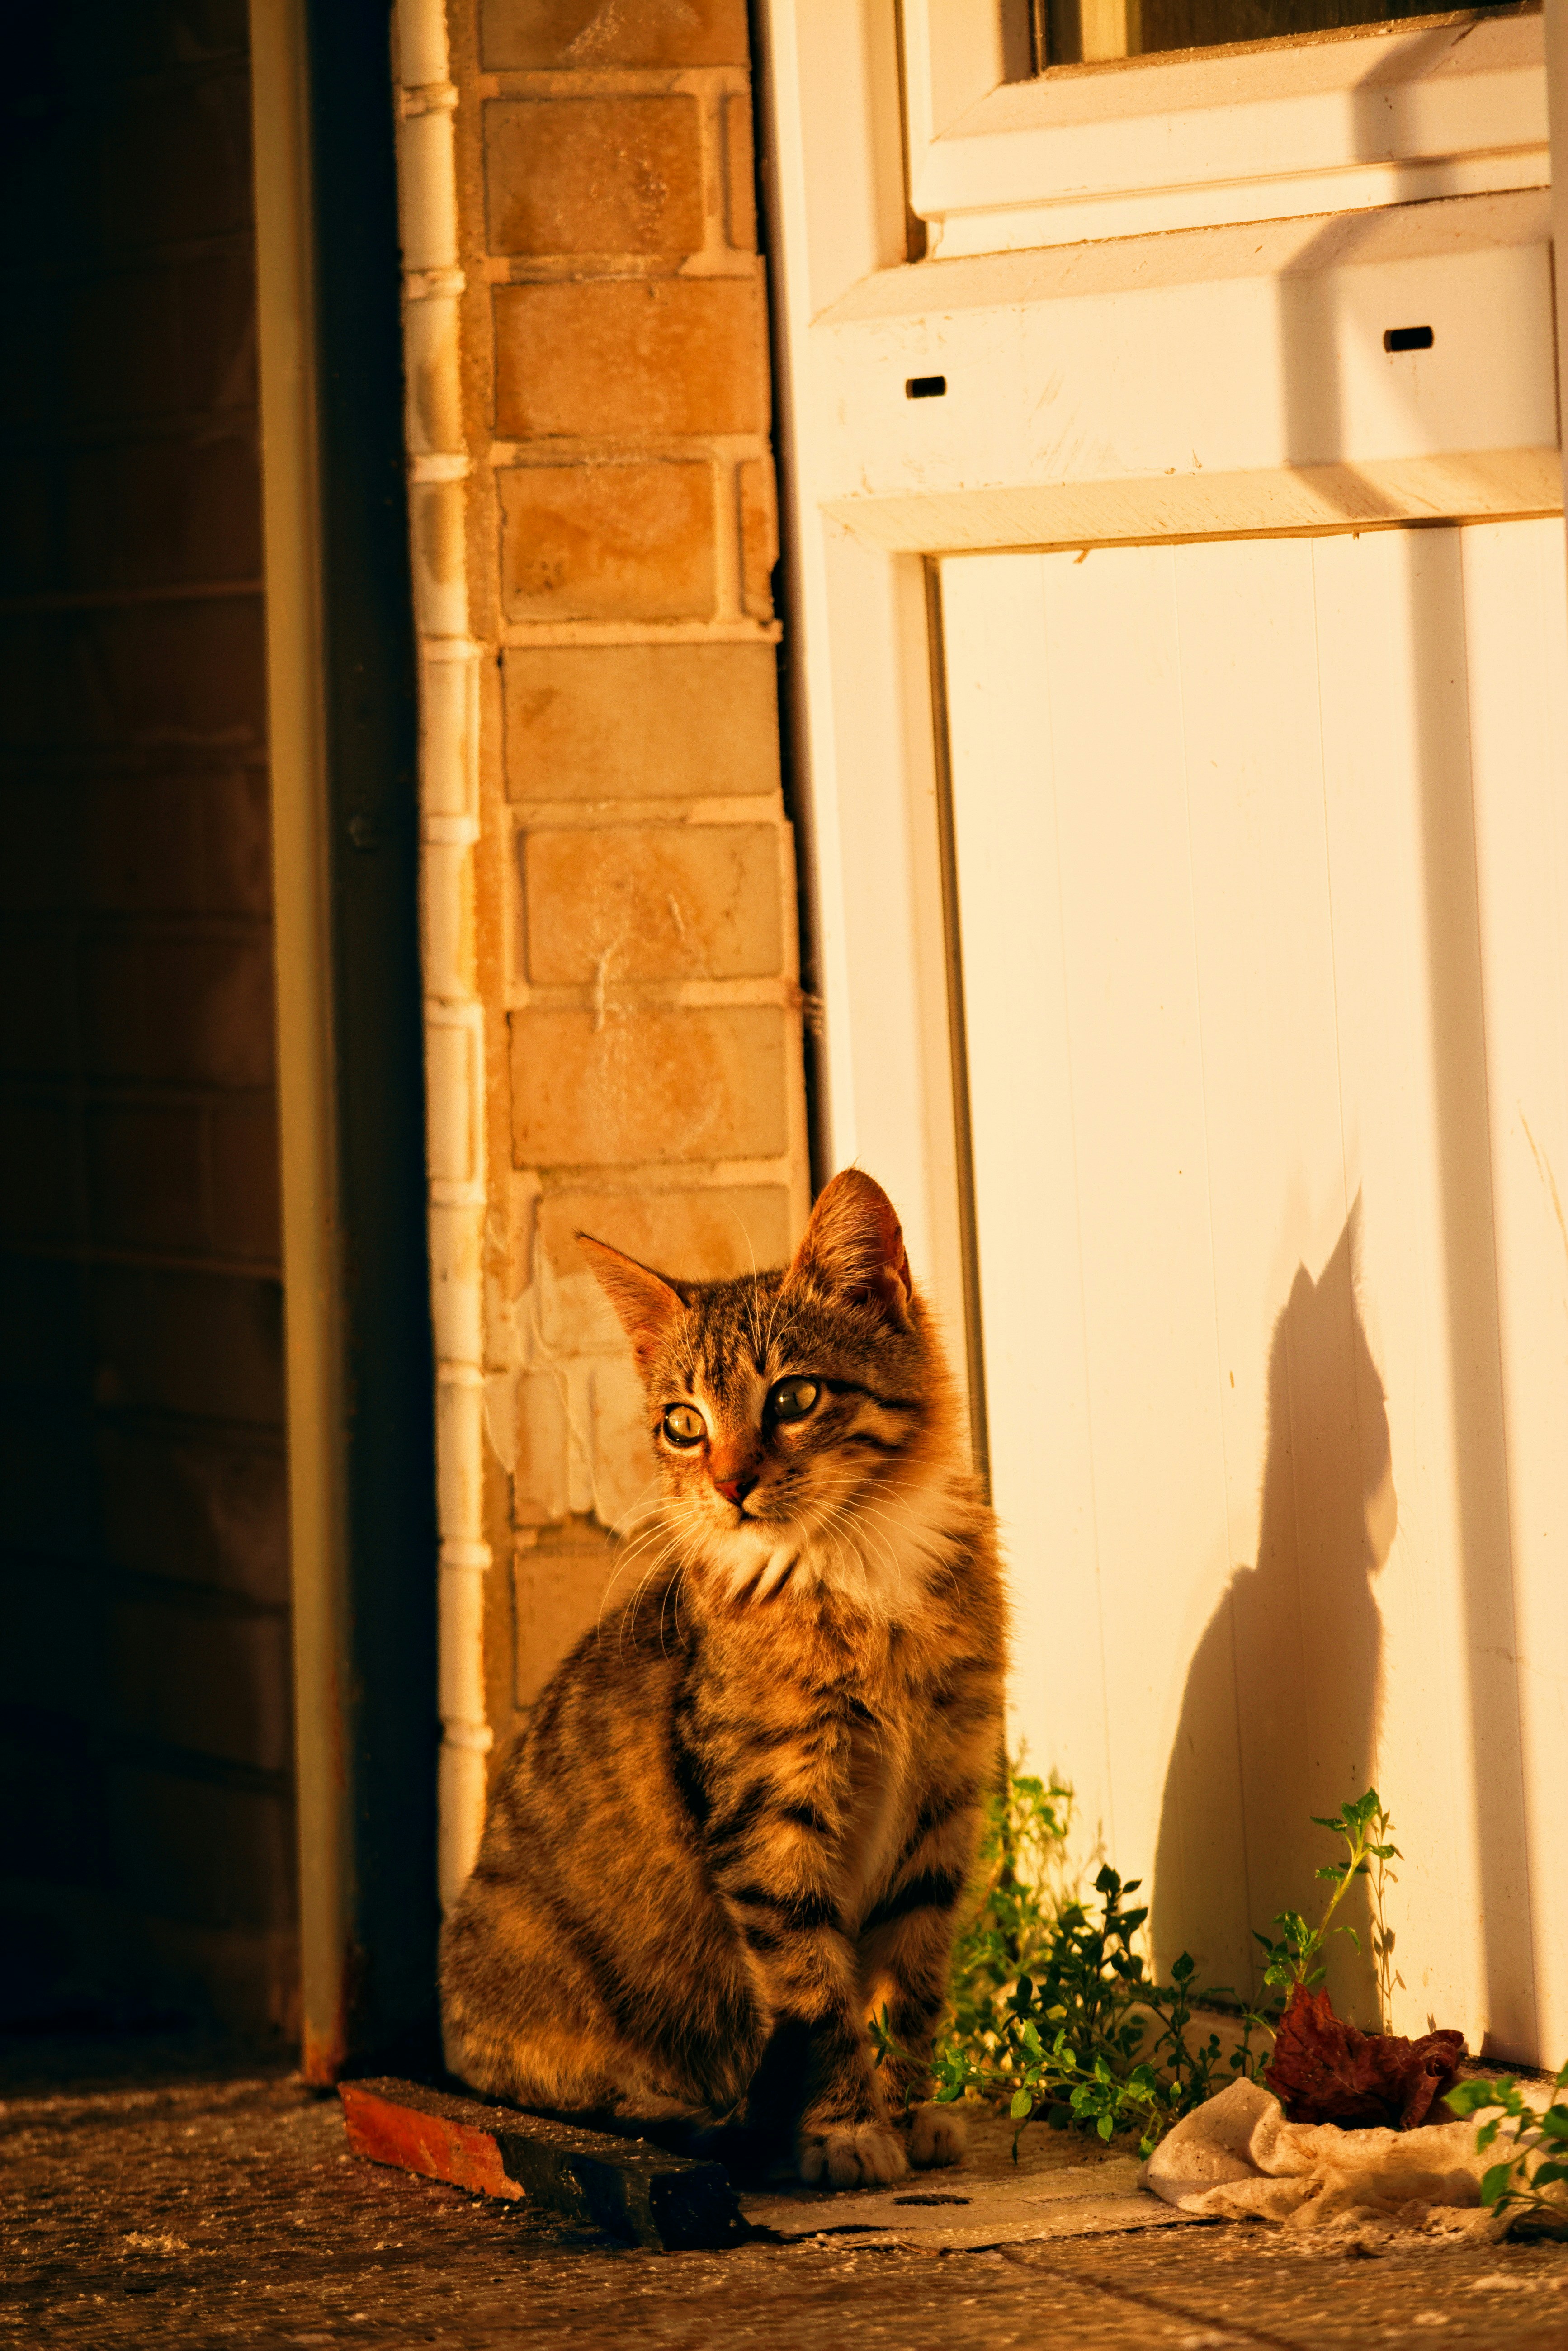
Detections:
[439, 1171, 1007, 2188]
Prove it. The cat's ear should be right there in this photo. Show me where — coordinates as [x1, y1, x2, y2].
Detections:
[787, 1169, 914, 1329]
[577, 1235, 687, 1372]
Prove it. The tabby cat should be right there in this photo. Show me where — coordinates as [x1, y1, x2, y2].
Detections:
[439, 1170, 1007, 2187]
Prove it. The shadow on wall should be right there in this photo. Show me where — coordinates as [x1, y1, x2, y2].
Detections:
[1152, 1200, 1397, 2022]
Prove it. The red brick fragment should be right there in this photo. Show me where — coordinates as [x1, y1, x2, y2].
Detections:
[340, 2077, 746, 2251]
[341, 2080, 524, 2200]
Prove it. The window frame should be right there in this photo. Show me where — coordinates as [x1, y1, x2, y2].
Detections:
[901, 0, 1547, 254]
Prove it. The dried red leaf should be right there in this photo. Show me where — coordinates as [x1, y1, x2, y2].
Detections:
[1264, 1986, 1467, 2129]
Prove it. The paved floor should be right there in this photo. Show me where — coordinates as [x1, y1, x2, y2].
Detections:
[4, 2061, 1568, 2348]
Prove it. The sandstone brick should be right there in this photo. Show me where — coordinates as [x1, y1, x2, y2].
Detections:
[2, 452, 53, 595]
[738, 453, 777, 619]
[0, 1097, 75, 1244]
[503, 643, 780, 802]
[0, 600, 269, 753]
[0, 1254, 90, 1402]
[590, 1356, 656, 1527]
[495, 275, 768, 442]
[101, 70, 253, 253]
[515, 1368, 571, 1526]
[84, 777, 201, 913]
[87, 1104, 208, 1252]
[81, 933, 275, 1088]
[69, 768, 271, 920]
[110, 1599, 293, 1774]
[66, 430, 261, 592]
[0, 1561, 98, 1723]
[500, 461, 715, 622]
[177, 249, 258, 414]
[510, 1004, 789, 1165]
[536, 1185, 794, 1282]
[482, 0, 749, 69]
[0, 282, 47, 428]
[95, 1426, 290, 1605]
[200, 768, 273, 917]
[723, 93, 757, 251]
[513, 1529, 617, 1709]
[209, 1099, 282, 1261]
[0, 774, 69, 915]
[485, 96, 704, 259]
[0, 1416, 96, 1573]
[63, 268, 182, 421]
[0, 1721, 104, 1887]
[0, 928, 76, 1077]
[522, 822, 783, 983]
[107, 1769, 294, 1931]
[150, 931, 273, 1090]
[40, 0, 171, 79]
[90, 1265, 284, 1427]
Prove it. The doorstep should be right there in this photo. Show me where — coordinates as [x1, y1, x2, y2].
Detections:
[741, 2106, 1204, 2249]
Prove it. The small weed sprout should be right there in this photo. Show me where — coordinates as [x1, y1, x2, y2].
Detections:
[1251, 1787, 1400, 2006]
[1445, 2063, 1568, 2229]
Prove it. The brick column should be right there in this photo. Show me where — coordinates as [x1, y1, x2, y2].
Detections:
[409, 0, 809, 1850]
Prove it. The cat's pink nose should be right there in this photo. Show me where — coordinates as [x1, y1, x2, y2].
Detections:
[713, 1473, 755, 1507]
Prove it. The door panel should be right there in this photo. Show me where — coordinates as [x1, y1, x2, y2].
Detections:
[943, 522, 1568, 2055]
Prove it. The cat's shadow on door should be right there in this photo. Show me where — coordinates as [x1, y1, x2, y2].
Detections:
[1149, 1201, 1397, 2020]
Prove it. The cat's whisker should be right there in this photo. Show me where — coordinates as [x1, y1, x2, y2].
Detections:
[617, 1561, 675, 1658]
[598, 1508, 672, 1592]
[616, 1536, 683, 1659]
[597, 1515, 680, 1633]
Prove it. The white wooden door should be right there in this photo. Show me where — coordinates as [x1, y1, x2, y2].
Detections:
[763, 0, 1568, 2063]
[943, 524, 1568, 2058]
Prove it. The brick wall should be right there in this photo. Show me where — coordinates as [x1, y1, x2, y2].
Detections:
[426, 0, 810, 1764]
[0, 1, 295, 2038]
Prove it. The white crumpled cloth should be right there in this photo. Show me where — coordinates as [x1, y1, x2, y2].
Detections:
[1143, 2077, 1548, 2238]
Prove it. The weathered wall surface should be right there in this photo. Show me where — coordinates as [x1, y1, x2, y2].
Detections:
[399, 0, 810, 1868]
[0, 1, 295, 2035]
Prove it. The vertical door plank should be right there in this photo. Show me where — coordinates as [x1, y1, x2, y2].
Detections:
[1036, 547, 1230, 1899]
[1313, 526, 1532, 2055]
[1169, 535, 1360, 2003]
[941, 554, 1115, 1848]
[1462, 516, 1568, 2062]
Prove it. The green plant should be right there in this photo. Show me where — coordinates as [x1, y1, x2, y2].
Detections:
[1252, 1788, 1400, 2007]
[1445, 2063, 1568, 2231]
[873, 1764, 1270, 2160]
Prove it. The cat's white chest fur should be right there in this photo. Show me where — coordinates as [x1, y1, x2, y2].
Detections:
[722, 1460, 965, 1623]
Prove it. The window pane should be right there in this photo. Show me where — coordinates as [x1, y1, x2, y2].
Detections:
[1039, 0, 1524, 68]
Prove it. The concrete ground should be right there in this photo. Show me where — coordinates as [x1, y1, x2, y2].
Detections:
[4, 2049, 1568, 2349]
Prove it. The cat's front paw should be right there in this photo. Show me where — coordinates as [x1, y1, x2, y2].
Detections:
[798, 2120, 910, 2189]
[898, 2101, 966, 2169]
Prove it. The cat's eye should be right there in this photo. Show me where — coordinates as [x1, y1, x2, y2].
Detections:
[768, 1378, 820, 1424]
[661, 1403, 705, 1446]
